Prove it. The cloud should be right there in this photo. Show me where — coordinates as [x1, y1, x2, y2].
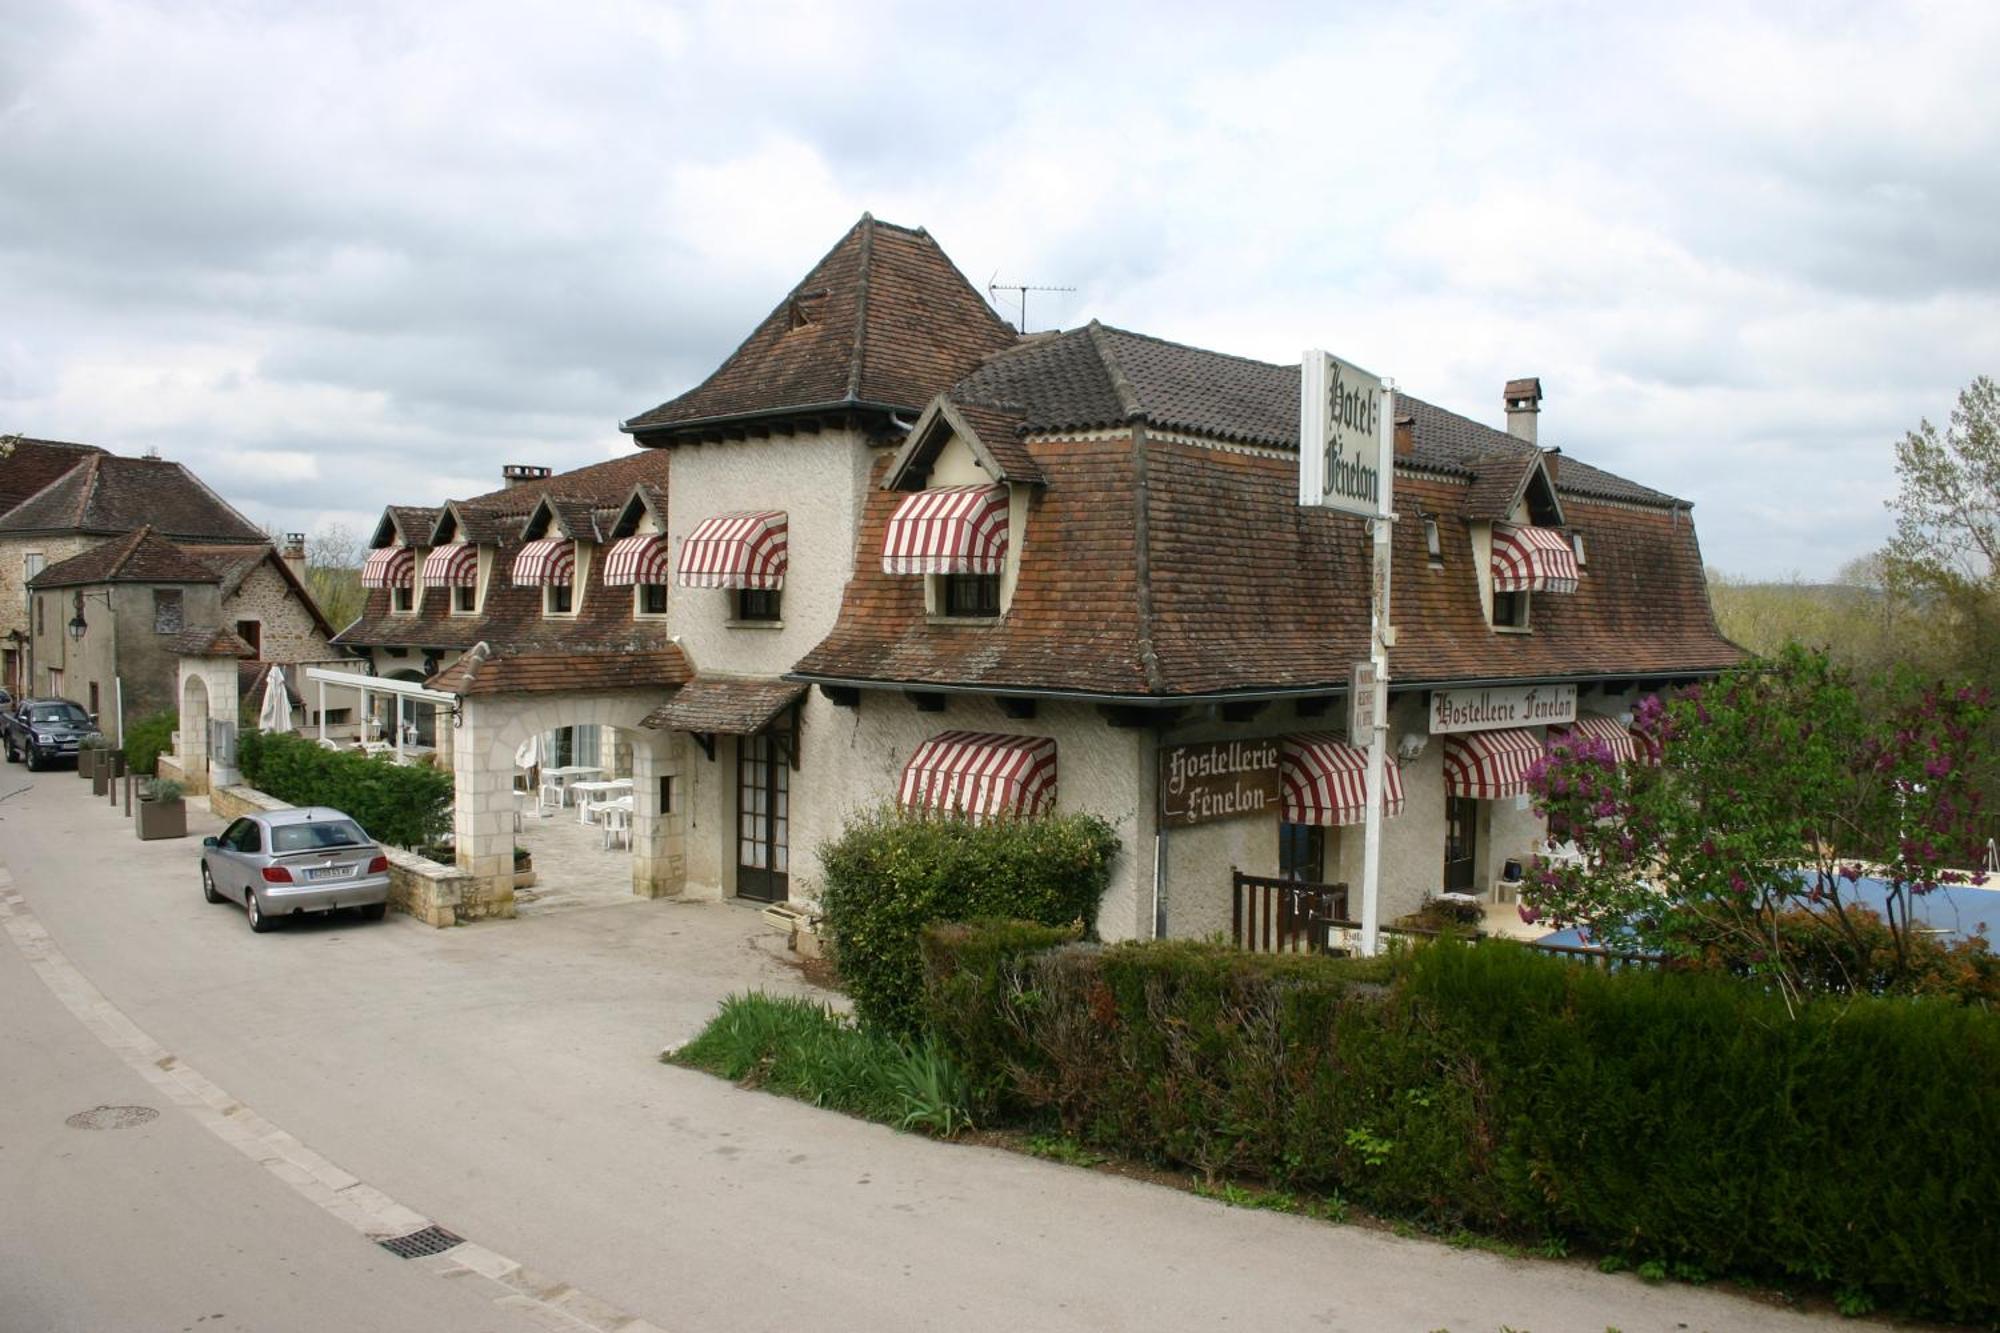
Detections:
[1, 0, 1996, 577]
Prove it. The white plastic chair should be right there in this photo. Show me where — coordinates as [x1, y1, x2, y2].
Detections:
[601, 797, 633, 851]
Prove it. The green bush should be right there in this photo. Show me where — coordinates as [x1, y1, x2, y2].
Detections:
[121, 710, 177, 778]
[818, 808, 1119, 1036]
[670, 993, 975, 1136]
[921, 927, 2000, 1321]
[238, 729, 453, 850]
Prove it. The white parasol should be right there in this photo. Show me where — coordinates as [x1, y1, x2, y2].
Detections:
[515, 731, 541, 769]
[258, 666, 294, 734]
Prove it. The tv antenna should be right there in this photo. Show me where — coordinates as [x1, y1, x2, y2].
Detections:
[987, 274, 1076, 333]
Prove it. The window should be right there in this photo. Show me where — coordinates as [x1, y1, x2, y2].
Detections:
[271, 820, 367, 852]
[638, 583, 668, 616]
[153, 589, 184, 634]
[545, 584, 573, 615]
[659, 774, 676, 815]
[88, 682, 98, 717]
[1423, 516, 1442, 562]
[36, 595, 44, 637]
[222, 818, 261, 854]
[735, 588, 780, 622]
[1278, 823, 1325, 882]
[392, 586, 415, 613]
[1493, 590, 1530, 630]
[235, 620, 262, 658]
[454, 585, 477, 613]
[1570, 532, 1587, 567]
[23, 551, 44, 585]
[941, 573, 1001, 618]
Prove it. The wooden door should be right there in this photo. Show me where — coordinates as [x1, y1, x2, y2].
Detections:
[736, 734, 788, 902]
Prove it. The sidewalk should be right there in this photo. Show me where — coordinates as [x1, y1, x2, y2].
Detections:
[1, 764, 1883, 1332]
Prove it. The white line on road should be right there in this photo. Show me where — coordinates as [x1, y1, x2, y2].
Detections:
[0, 869, 669, 1333]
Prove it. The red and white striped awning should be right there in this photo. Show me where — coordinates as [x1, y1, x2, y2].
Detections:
[1443, 727, 1548, 800]
[510, 538, 575, 587]
[882, 485, 1009, 575]
[1549, 713, 1638, 765]
[677, 511, 787, 589]
[604, 535, 672, 587]
[1492, 525, 1579, 594]
[898, 730, 1057, 821]
[1280, 733, 1406, 827]
[420, 543, 479, 588]
[360, 546, 414, 590]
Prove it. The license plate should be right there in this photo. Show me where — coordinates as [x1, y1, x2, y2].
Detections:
[306, 866, 352, 882]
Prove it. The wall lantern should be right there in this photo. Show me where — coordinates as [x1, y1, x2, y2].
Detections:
[67, 589, 112, 642]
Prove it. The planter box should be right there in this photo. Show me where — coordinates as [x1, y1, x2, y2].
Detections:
[77, 749, 97, 779]
[513, 869, 538, 890]
[136, 798, 187, 841]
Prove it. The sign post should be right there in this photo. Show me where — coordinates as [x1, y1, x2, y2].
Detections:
[1300, 350, 1395, 955]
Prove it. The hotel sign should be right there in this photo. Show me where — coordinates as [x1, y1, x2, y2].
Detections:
[1429, 684, 1577, 734]
[1160, 739, 1280, 827]
[1299, 350, 1392, 520]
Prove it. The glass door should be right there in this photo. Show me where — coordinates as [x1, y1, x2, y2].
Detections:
[736, 733, 789, 902]
[1443, 795, 1478, 893]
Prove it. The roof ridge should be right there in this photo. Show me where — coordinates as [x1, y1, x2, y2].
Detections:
[1095, 322, 1293, 373]
[846, 213, 875, 402]
[1085, 321, 1146, 421]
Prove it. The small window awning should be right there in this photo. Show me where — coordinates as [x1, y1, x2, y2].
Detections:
[1549, 713, 1638, 765]
[1443, 727, 1547, 800]
[1281, 733, 1406, 827]
[882, 485, 1009, 575]
[677, 511, 787, 589]
[360, 546, 414, 589]
[510, 538, 575, 587]
[604, 535, 672, 587]
[1492, 525, 1579, 594]
[899, 730, 1056, 821]
[641, 678, 806, 735]
[420, 543, 478, 588]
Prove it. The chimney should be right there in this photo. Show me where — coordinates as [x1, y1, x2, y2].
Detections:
[281, 532, 307, 579]
[503, 464, 552, 489]
[1503, 377, 1542, 444]
[1394, 413, 1415, 457]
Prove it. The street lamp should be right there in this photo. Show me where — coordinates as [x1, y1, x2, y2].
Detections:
[67, 589, 112, 641]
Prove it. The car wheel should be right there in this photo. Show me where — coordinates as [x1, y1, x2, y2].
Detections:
[359, 902, 386, 921]
[246, 889, 276, 933]
[24, 744, 41, 772]
[3, 737, 15, 763]
[202, 864, 222, 904]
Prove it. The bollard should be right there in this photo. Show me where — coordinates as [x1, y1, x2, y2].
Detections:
[124, 773, 133, 818]
[107, 753, 121, 807]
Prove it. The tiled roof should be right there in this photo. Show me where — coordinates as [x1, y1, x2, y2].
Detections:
[1460, 452, 1549, 522]
[180, 543, 337, 639]
[431, 643, 692, 697]
[623, 215, 1018, 435]
[0, 437, 106, 514]
[459, 450, 669, 516]
[166, 626, 256, 658]
[29, 526, 222, 588]
[640, 677, 805, 734]
[433, 502, 510, 545]
[794, 437, 1742, 698]
[0, 454, 265, 541]
[373, 506, 443, 548]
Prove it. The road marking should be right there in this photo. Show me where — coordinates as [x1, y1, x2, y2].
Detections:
[0, 870, 669, 1333]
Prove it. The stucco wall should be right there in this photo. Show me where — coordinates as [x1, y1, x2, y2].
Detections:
[664, 427, 875, 678]
[224, 560, 333, 665]
[30, 580, 222, 736]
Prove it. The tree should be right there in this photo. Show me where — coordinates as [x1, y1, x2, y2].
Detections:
[304, 523, 365, 632]
[1523, 646, 1993, 1007]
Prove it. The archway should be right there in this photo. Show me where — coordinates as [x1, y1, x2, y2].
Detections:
[180, 673, 211, 783]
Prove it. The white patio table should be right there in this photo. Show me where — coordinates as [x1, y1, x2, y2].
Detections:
[537, 765, 605, 815]
[571, 778, 635, 826]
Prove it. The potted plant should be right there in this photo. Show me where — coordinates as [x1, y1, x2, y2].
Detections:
[513, 844, 535, 890]
[136, 778, 187, 841]
[78, 733, 106, 780]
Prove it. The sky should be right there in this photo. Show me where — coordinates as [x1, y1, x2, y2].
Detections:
[3, 0, 1996, 580]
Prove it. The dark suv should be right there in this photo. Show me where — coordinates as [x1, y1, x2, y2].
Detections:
[3, 698, 99, 770]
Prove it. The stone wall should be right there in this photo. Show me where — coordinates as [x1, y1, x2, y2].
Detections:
[224, 559, 335, 666]
[205, 782, 489, 927]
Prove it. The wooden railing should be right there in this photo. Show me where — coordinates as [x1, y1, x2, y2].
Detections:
[1231, 872, 1349, 954]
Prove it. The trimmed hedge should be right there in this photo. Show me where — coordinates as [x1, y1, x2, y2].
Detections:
[121, 709, 177, 778]
[238, 729, 453, 850]
[922, 926, 2000, 1321]
[818, 808, 1118, 1035]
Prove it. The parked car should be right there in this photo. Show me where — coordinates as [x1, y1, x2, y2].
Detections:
[200, 807, 392, 932]
[2, 697, 99, 770]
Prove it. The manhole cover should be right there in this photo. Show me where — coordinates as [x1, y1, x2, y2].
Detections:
[378, 1225, 464, 1259]
[65, 1104, 159, 1130]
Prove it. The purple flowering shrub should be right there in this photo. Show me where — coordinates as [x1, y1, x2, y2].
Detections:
[1524, 644, 1993, 1003]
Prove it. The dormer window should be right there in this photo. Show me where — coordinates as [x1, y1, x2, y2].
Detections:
[678, 512, 788, 628]
[787, 288, 828, 329]
[639, 583, 668, 615]
[606, 531, 673, 619]
[545, 584, 573, 615]
[512, 538, 577, 617]
[736, 588, 781, 622]
[882, 485, 1010, 620]
[392, 586, 415, 613]
[422, 543, 481, 617]
[1570, 532, 1587, 568]
[361, 546, 415, 612]
[942, 574, 1000, 618]
[1423, 515, 1442, 563]
[1493, 590, 1530, 630]
[454, 585, 477, 613]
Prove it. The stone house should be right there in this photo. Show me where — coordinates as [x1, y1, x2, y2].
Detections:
[334, 214, 1742, 936]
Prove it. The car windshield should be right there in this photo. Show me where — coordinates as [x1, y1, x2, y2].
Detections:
[27, 704, 89, 726]
[270, 820, 369, 853]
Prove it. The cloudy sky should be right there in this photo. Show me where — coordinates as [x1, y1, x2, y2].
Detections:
[3, 0, 1995, 579]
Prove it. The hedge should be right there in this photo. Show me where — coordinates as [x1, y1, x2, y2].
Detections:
[238, 730, 453, 850]
[921, 926, 2000, 1321]
[817, 808, 1119, 1035]
[121, 709, 177, 778]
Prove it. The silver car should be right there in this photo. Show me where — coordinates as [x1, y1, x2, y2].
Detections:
[200, 807, 392, 932]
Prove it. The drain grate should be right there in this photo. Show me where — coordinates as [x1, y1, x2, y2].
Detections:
[377, 1225, 464, 1259]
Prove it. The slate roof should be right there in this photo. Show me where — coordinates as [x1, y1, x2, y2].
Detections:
[0, 437, 106, 514]
[166, 626, 257, 658]
[28, 526, 222, 589]
[0, 454, 264, 542]
[622, 215, 1018, 436]
[640, 678, 805, 734]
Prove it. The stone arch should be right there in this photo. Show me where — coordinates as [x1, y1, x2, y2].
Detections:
[449, 688, 687, 914]
[180, 672, 210, 779]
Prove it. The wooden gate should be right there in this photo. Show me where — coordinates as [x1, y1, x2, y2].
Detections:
[1231, 871, 1349, 954]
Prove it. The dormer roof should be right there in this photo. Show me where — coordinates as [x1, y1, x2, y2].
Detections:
[883, 395, 1043, 491]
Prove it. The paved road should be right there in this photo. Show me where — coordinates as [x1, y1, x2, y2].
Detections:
[0, 766, 1876, 1331]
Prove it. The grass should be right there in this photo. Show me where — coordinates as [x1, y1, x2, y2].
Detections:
[668, 992, 975, 1138]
